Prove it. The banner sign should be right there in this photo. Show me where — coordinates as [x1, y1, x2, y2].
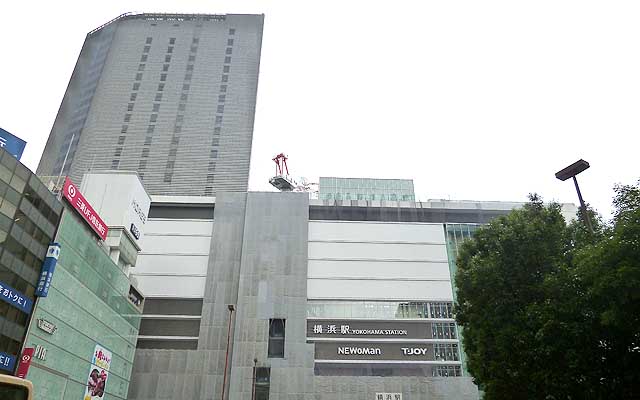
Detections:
[35, 243, 61, 297]
[15, 348, 34, 378]
[85, 344, 112, 400]
[314, 342, 460, 362]
[0, 351, 16, 372]
[376, 394, 402, 400]
[62, 178, 108, 241]
[0, 128, 27, 160]
[0, 280, 33, 314]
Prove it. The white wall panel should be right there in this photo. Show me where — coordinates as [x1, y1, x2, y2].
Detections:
[140, 235, 211, 255]
[135, 254, 209, 276]
[144, 219, 213, 236]
[135, 275, 206, 298]
[307, 260, 451, 281]
[307, 279, 453, 301]
[309, 221, 446, 243]
[308, 242, 447, 261]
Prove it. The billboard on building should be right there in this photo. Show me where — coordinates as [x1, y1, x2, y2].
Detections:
[0, 127, 27, 160]
[84, 344, 112, 400]
[62, 178, 108, 241]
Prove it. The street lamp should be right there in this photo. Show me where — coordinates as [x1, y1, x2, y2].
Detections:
[555, 159, 594, 234]
[251, 358, 258, 400]
[221, 304, 235, 400]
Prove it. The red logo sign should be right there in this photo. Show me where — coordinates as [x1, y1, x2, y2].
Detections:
[15, 347, 34, 379]
[62, 178, 108, 241]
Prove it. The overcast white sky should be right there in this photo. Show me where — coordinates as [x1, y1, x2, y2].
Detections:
[1, 1, 638, 218]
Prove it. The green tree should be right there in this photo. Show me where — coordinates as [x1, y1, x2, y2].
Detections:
[455, 182, 640, 399]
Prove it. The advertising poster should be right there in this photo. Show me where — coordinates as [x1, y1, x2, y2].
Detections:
[84, 344, 112, 400]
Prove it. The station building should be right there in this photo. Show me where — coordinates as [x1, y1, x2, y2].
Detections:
[128, 192, 577, 400]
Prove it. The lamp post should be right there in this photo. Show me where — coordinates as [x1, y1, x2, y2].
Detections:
[555, 159, 594, 234]
[251, 358, 258, 400]
[221, 304, 235, 400]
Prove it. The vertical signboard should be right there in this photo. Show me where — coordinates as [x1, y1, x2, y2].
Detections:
[0, 351, 16, 372]
[35, 243, 61, 297]
[15, 348, 34, 378]
[62, 178, 108, 241]
[0, 127, 27, 160]
[84, 344, 112, 400]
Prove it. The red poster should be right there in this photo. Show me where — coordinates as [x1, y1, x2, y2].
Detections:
[62, 178, 108, 241]
[15, 347, 34, 379]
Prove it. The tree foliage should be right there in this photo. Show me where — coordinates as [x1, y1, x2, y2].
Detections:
[455, 182, 640, 399]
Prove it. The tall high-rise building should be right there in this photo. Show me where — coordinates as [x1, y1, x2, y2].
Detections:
[37, 13, 264, 196]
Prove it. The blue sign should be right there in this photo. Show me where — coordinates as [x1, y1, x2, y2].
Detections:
[35, 243, 61, 298]
[0, 127, 27, 161]
[0, 351, 16, 372]
[0, 280, 33, 314]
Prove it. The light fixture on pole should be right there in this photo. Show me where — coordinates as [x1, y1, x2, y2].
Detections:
[221, 304, 235, 400]
[555, 159, 594, 234]
[252, 358, 258, 400]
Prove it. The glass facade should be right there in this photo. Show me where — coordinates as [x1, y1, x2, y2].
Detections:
[319, 177, 415, 201]
[307, 301, 455, 320]
[0, 148, 63, 373]
[24, 209, 142, 400]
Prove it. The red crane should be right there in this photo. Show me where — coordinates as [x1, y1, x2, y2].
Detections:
[272, 153, 289, 176]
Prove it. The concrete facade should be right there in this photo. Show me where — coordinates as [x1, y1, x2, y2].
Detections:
[37, 13, 263, 196]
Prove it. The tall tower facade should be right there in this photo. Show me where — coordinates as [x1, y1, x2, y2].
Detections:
[37, 13, 264, 196]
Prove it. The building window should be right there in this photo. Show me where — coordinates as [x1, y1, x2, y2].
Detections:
[146, 37, 153, 44]
[186, 64, 194, 71]
[150, 114, 157, 122]
[147, 125, 155, 134]
[227, 39, 234, 46]
[160, 73, 167, 81]
[144, 136, 153, 145]
[127, 103, 134, 111]
[139, 160, 148, 169]
[153, 103, 160, 112]
[220, 85, 227, 92]
[190, 46, 198, 52]
[182, 84, 190, 91]
[118, 136, 126, 145]
[174, 125, 182, 133]
[141, 149, 150, 158]
[138, 64, 145, 71]
[226, 47, 232, 55]
[185, 73, 192, 81]
[158, 83, 165, 91]
[167, 46, 174, 53]
[178, 104, 186, 111]
[111, 160, 120, 169]
[176, 115, 184, 123]
[164, 173, 172, 183]
[180, 93, 188, 101]
[121, 125, 128, 133]
[169, 148, 177, 157]
[163, 64, 170, 72]
[214, 127, 221, 134]
[135, 73, 143, 81]
[217, 105, 224, 113]
[215, 116, 223, 124]
[165, 55, 172, 63]
[166, 161, 175, 169]
[229, 28, 235, 35]
[221, 75, 228, 82]
[133, 82, 140, 91]
[114, 147, 123, 157]
[255, 367, 270, 400]
[188, 55, 196, 62]
[223, 66, 230, 73]
[268, 319, 285, 358]
[212, 137, 219, 146]
[218, 95, 226, 102]
[204, 186, 213, 196]
[130, 93, 138, 101]
[155, 93, 163, 101]
[224, 56, 231, 64]
[169, 37, 176, 45]
[192, 37, 199, 44]
[141, 54, 148, 62]
[143, 45, 150, 53]
[124, 114, 132, 122]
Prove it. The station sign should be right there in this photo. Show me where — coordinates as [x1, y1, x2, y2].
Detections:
[62, 178, 108, 241]
[307, 319, 441, 340]
[0, 128, 27, 160]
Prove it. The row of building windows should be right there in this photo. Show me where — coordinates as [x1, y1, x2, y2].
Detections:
[433, 343, 460, 361]
[433, 365, 462, 377]
[322, 193, 416, 202]
[307, 301, 455, 320]
[432, 322, 457, 339]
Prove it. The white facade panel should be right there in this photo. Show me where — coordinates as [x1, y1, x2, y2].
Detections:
[140, 235, 211, 255]
[308, 242, 448, 262]
[307, 279, 453, 301]
[135, 275, 206, 298]
[144, 219, 213, 236]
[309, 221, 445, 243]
[307, 260, 451, 281]
[135, 254, 209, 276]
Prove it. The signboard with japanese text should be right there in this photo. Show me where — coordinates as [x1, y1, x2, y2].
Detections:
[376, 393, 402, 400]
[0, 280, 33, 314]
[62, 178, 108, 241]
[84, 344, 112, 400]
[0, 127, 27, 160]
[307, 319, 440, 340]
[0, 351, 16, 372]
[15, 348, 34, 378]
[35, 243, 61, 297]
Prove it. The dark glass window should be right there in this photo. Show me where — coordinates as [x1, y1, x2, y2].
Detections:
[255, 367, 270, 400]
[229, 28, 235, 35]
[146, 37, 153, 44]
[268, 319, 285, 358]
[227, 39, 234, 46]
[169, 37, 176, 45]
